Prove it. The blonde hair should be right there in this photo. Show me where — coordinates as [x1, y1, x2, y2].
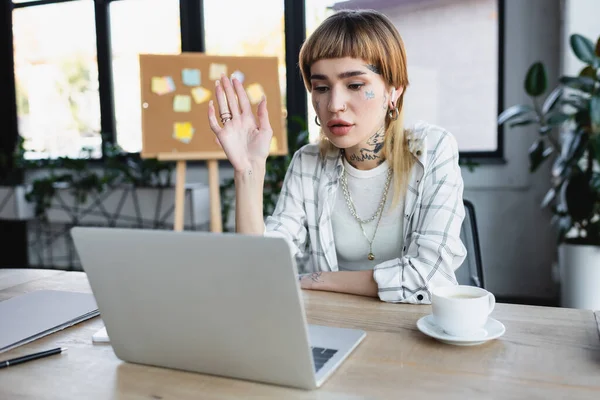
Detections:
[298, 9, 415, 206]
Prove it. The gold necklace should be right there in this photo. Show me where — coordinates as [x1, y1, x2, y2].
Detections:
[340, 167, 392, 260]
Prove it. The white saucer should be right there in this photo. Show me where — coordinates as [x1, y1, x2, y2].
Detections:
[416, 314, 505, 346]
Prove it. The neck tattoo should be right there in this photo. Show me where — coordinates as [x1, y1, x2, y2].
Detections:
[346, 126, 385, 167]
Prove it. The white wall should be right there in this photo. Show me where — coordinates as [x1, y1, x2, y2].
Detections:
[462, 0, 561, 300]
[561, 0, 600, 76]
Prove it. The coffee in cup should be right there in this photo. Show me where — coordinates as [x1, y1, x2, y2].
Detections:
[431, 285, 495, 337]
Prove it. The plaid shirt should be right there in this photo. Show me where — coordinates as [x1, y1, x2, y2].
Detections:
[265, 121, 467, 304]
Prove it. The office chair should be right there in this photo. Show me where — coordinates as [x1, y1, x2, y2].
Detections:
[455, 199, 485, 288]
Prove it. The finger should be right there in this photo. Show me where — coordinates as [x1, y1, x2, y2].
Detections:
[257, 95, 272, 132]
[214, 80, 230, 117]
[220, 74, 240, 117]
[207, 100, 222, 134]
[233, 78, 252, 115]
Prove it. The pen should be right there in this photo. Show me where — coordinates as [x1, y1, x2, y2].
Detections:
[0, 347, 67, 369]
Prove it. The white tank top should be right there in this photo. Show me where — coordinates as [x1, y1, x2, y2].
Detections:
[332, 158, 404, 271]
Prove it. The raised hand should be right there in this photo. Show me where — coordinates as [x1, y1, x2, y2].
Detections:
[208, 74, 273, 173]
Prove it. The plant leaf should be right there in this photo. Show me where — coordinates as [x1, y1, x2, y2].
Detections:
[547, 112, 572, 126]
[564, 173, 596, 222]
[570, 34, 596, 64]
[591, 94, 600, 135]
[525, 62, 547, 97]
[509, 117, 537, 128]
[498, 104, 534, 125]
[592, 134, 600, 166]
[541, 187, 556, 208]
[579, 65, 596, 78]
[591, 173, 600, 191]
[559, 76, 596, 92]
[542, 87, 563, 114]
[596, 36, 600, 56]
[528, 139, 552, 172]
[556, 215, 573, 245]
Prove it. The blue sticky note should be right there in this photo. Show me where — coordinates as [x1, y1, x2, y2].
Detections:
[182, 69, 201, 86]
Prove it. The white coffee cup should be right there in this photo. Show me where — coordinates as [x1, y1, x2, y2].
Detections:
[431, 285, 495, 337]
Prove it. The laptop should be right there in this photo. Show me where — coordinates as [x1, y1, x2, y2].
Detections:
[71, 227, 366, 390]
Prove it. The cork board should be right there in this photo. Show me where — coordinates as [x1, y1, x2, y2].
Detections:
[139, 53, 287, 161]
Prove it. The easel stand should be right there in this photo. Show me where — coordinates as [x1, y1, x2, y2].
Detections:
[153, 153, 223, 233]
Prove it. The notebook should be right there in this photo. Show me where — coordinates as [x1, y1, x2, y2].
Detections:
[0, 290, 99, 353]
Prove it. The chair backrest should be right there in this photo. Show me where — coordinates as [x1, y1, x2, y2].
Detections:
[455, 199, 485, 288]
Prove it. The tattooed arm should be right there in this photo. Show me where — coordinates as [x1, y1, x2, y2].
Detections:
[298, 271, 378, 298]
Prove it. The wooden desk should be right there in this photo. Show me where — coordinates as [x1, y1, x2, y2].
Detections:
[0, 269, 599, 399]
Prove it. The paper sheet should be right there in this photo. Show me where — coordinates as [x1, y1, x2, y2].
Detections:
[173, 95, 192, 112]
[231, 70, 245, 84]
[182, 68, 201, 86]
[191, 87, 212, 104]
[270, 137, 278, 153]
[151, 76, 175, 95]
[209, 63, 228, 80]
[246, 83, 265, 104]
[173, 122, 195, 143]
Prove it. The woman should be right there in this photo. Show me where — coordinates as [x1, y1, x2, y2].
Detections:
[207, 9, 466, 304]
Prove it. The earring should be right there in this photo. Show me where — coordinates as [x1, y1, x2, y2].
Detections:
[388, 107, 399, 121]
[315, 115, 321, 126]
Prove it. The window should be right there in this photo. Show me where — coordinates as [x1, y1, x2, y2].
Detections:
[305, 0, 336, 143]
[110, 0, 181, 153]
[5, 0, 502, 162]
[13, 0, 101, 159]
[203, 0, 287, 108]
[305, 0, 501, 156]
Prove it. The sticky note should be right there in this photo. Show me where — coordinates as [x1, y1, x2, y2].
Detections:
[246, 83, 265, 104]
[209, 63, 228, 80]
[173, 122, 194, 143]
[231, 70, 245, 84]
[173, 95, 192, 112]
[151, 76, 176, 95]
[182, 68, 201, 86]
[270, 137, 278, 153]
[165, 77, 176, 92]
[191, 86, 212, 104]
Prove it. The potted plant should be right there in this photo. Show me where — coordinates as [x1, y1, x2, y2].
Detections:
[498, 33, 600, 310]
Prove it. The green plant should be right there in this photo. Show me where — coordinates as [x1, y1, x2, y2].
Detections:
[498, 33, 600, 245]
[220, 116, 310, 231]
[1, 134, 175, 219]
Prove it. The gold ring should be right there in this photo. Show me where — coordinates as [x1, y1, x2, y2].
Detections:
[221, 116, 232, 124]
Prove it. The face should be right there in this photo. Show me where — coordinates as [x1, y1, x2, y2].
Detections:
[309, 57, 401, 151]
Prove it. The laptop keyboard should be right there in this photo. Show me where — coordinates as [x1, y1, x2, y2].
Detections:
[311, 346, 338, 373]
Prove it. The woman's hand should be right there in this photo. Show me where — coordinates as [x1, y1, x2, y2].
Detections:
[208, 74, 273, 173]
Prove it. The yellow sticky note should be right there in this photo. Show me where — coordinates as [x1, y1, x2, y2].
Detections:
[246, 83, 265, 104]
[209, 63, 228, 80]
[269, 137, 278, 153]
[191, 86, 211, 104]
[173, 95, 192, 112]
[151, 76, 175, 95]
[173, 122, 194, 143]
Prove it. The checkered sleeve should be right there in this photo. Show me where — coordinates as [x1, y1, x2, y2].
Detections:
[263, 150, 309, 260]
[373, 132, 467, 304]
